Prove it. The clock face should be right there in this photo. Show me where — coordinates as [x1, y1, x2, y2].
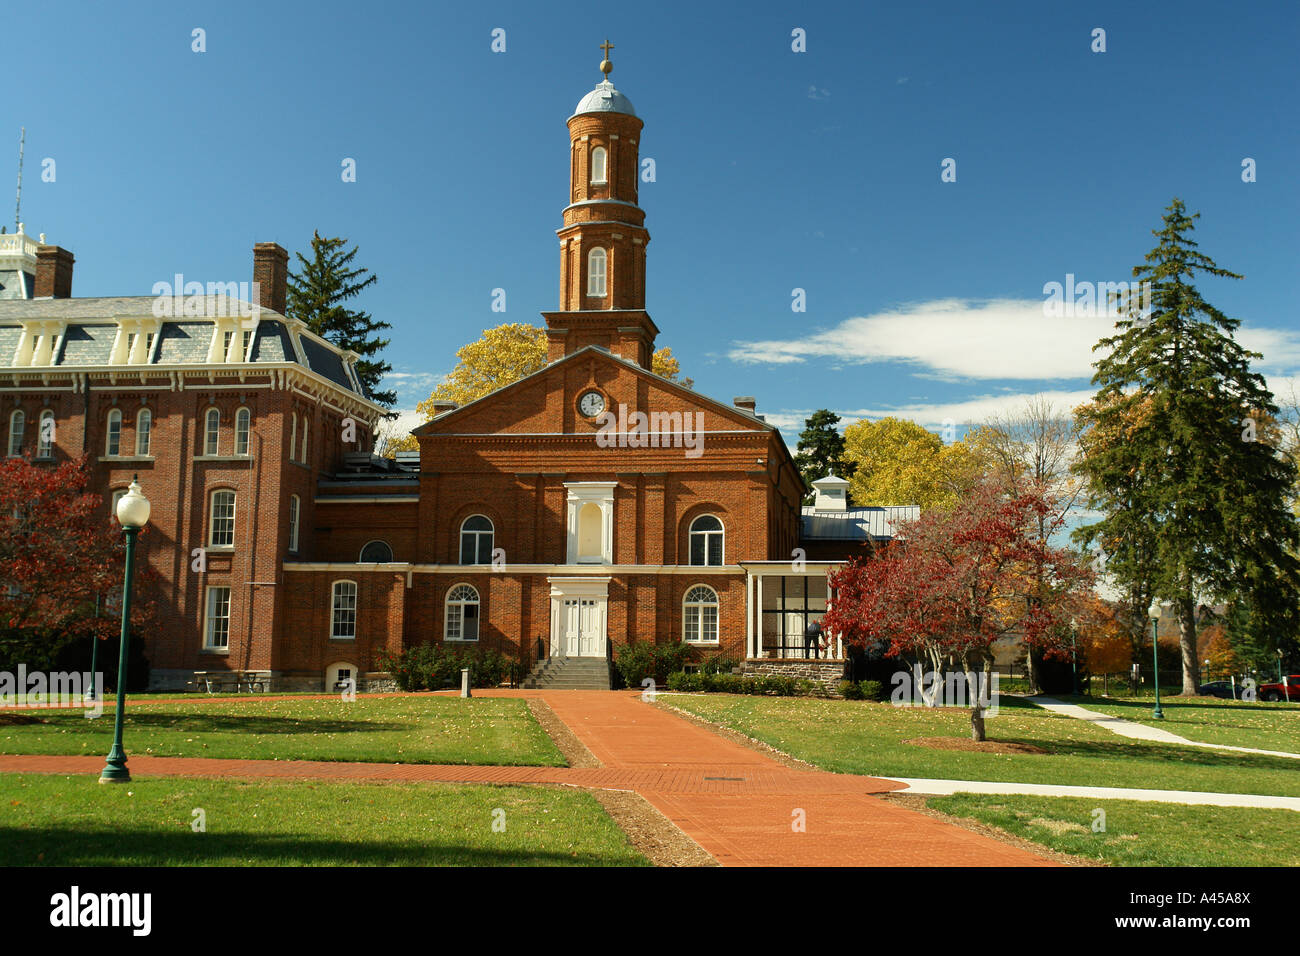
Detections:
[578, 390, 606, 417]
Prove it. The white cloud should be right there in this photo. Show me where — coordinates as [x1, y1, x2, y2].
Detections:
[729, 298, 1114, 379]
[729, 297, 1300, 382]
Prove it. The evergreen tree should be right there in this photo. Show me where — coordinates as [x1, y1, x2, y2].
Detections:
[286, 231, 394, 408]
[1074, 199, 1300, 694]
[794, 410, 853, 503]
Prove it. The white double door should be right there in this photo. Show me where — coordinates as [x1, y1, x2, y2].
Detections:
[550, 578, 610, 658]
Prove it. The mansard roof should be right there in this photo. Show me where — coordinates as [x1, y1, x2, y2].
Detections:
[0, 296, 371, 401]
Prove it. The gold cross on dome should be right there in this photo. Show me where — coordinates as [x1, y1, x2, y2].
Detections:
[600, 38, 614, 59]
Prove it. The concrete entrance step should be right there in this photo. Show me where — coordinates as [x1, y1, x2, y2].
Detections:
[523, 656, 611, 690]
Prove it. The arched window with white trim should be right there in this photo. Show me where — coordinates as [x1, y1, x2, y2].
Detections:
[683, 585, 720, 644]
[37, 410, 55, 458]
[444, 584, 480, 642]
[689, 514, 725, 566]
[288, 494, 300, 552]
[359, 540, 393, 563]
[7, 410, 24, 457]
[204, 408, 220, 455]
[459, 515, 494, 565]
[331, 580, 357, 640]
[289, 413, 297, 462]
[105, 409, 121, 457]
[135, 408, 152, 456]
[590, 146, 607, 184]
[209, 489, 236, 548]
[235, 407, 251, 456]
[587, 248, 607, 297]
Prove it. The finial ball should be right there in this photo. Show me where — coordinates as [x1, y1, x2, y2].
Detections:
[600, 59, 612, 76]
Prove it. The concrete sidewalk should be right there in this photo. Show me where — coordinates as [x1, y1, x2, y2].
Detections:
[886, 776, 1300, 811]
[1030, 697, 1300, 760]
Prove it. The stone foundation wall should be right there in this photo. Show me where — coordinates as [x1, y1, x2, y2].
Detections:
[742, 659, 846, 694]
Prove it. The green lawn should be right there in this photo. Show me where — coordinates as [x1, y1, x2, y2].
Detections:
[657, 693, 1300, 797]
[0, 696, 564, 766]
[0, 773, 647, 866]
[1044, 694, 1300, 753]
[925, 793, 1300, 867]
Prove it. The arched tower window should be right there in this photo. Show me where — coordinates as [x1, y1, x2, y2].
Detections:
[587, 248, 607, 297]
[590, 146, 607, 184]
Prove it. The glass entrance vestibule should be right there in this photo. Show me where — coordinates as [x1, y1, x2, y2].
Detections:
[741, 562, 843, 660]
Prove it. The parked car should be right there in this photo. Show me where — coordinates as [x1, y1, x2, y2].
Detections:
[1197, 680, 1245, 700]
[1257, 674, 1300, 702]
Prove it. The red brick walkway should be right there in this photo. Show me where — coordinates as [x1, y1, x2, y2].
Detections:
[1, 689, 1055, 867]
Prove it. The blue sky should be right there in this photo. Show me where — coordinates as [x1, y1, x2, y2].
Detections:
[11, 0, 1299, 444]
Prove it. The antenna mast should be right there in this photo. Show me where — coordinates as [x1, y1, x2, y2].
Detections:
[15, 127, 25, 231]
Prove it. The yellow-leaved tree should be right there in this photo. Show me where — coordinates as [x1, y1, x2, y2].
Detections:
[841, 417, 987, 509]
[382, 323, 689, 454]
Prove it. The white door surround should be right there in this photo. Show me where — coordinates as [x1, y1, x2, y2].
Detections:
[548, 576, 611, 658]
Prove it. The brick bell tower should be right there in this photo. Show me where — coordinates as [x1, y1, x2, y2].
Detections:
[543, 41, 659, 369]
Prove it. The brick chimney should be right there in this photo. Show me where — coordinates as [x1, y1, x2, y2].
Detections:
[733, 396, 757, 415]
[252, 242, 289, 315]
[34, 245, 75, 298]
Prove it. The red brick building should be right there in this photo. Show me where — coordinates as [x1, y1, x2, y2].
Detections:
[1, 60, 913, 691]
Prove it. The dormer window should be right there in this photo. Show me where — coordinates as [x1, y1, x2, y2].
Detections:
[587, 248, 607, 297]
[590, 146, 607, 185]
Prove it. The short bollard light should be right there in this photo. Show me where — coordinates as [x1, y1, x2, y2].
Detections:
[99, 476, 150, 784]
[461, 667, 471, 699]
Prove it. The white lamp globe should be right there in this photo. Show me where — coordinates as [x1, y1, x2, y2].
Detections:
[116, 476, 151, 529]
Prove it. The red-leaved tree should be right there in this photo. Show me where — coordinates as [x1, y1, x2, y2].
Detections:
[823, 479, 1093, 740]
[0, 454, 155, 667]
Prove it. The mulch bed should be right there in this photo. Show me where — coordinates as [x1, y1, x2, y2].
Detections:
[904, 736, 1049, 755]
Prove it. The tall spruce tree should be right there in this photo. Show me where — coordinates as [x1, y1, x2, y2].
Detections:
[286, 232, 394, 408]
[794, 409, 854, 503]
[1074, 199, 1300, 693]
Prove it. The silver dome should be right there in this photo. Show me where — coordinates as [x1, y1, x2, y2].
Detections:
[572, 80, 637, 118]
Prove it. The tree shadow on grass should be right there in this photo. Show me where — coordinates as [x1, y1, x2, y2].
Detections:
[38, 713, 412, 735]
[0, 825, 644, 867]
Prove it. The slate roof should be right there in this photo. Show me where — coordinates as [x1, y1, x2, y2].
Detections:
[0, 296, 369, 401]
[800, 505, 919, 541]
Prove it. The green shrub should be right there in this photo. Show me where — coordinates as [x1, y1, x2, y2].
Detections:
[859, 680, 885, 701]
[615, 641, 656, 687]
[376, 644, 514, 691]
[666, 670, 703, 692]
[655, 642, 690, 680]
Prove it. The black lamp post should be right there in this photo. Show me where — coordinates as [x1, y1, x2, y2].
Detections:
[99, 476, 150, 784]
[1070, 617, 1080, 696]
[1148, 601, 1164, 720]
